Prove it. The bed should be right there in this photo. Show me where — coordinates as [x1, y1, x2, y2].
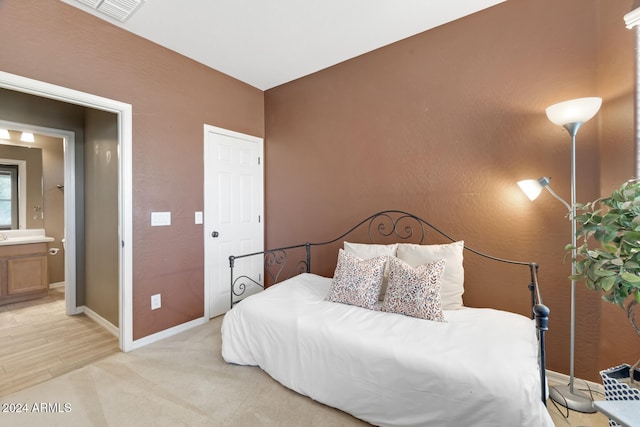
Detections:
[221, 210, 552, 427]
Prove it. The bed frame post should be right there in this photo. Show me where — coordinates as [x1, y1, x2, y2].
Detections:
[534, 304, 550, 405]
[305, 242, 311, 273]
[529, 262, 549, 406]
[528, 282, 535, 320]
[229, 255, 235, 309]
[528, 262, 549, 405]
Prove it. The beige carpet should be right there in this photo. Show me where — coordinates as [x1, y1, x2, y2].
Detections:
[1, 315, 609, 427]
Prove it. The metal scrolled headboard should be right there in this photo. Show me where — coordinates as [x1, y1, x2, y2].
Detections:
[229, 210, 544, 307]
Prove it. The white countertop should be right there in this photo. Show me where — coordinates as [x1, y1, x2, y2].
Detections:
[0, 229, 55, 246]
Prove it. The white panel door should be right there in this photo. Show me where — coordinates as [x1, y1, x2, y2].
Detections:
[204, 126, 264, 318]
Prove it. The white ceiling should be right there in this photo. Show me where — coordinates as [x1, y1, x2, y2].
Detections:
[60, 0, 507, 90]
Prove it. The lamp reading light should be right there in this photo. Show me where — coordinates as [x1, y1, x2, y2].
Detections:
[0, 129, 10, 140]
[518, 177, 570, 211]
[517, 178, 549, 201]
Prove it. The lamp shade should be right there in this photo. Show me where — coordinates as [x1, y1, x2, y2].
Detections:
[518, 177, 551, 201]
[518, 179, 544, 201]
[545, 97, 602, 126]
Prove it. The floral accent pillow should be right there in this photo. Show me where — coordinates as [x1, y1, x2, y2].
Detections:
[326, 249, 387, 310]
[344, 241, 398, 301]
[396, 241, 464, 310]
[382, 257, 446, 322]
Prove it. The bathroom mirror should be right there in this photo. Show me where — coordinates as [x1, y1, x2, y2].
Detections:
[0, 142, 44, 230]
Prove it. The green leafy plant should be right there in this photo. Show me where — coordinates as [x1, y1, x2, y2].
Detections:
[570, 178, 640, 336]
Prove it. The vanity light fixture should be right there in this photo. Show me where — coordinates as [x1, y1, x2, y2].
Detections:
[0, 129, 9, 140]
[20, 132, 35, 143]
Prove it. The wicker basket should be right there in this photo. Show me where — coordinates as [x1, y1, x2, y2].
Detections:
[599, 360, 640, 427]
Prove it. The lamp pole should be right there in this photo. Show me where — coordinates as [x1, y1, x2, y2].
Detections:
[565, 121, 581, 396]
[546, 121, 597, 413]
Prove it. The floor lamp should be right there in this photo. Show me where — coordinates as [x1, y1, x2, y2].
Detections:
[518, 96, 602, 413]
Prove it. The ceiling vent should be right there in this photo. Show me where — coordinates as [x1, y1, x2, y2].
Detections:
[75, 0, 144, 22]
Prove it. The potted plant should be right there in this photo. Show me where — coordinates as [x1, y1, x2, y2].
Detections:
[570, 178, 640, 337]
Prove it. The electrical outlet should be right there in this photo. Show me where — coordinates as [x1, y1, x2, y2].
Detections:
[151, 293, 161, 310]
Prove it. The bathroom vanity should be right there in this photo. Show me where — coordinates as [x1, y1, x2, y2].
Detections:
[0, 229, 54, 306]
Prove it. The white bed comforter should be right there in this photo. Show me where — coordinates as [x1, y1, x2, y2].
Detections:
[221, 273, 553, 427]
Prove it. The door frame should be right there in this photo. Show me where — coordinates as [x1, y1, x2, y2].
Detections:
[203, 124, 264, 319]
[0, 71, 134, 352]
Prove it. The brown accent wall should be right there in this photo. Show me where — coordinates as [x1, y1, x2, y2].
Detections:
[0, 0, 264, 339]
[265, 0, 640, 382]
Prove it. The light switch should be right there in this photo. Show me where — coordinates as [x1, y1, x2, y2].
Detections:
[151, 211, 171, 226]
[195, 211, 203, 224]
[151, 294, 161, 310]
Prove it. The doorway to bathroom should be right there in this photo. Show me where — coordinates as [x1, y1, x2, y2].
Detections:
[0, 71, 133, 351]
[0, 115, 123, 396]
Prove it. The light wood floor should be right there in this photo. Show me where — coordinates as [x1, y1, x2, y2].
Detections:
[0, 287, 119, 397]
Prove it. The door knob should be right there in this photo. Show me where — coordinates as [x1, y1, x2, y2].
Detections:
[211, 231, 220, 238]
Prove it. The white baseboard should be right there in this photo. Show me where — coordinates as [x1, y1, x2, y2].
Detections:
[49, 281, 65, 289]
[81, 305, 119, 338]
[80, 305, 209, 353]
[546, 369, 604, 396]
[127, 316, 209, 351]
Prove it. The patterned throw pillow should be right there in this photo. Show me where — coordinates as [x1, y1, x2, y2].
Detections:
[382, 257, 446, 322]
[326, 249, 387, 310]
[343, 242, 398, 301]
[396, 241, 464, 310]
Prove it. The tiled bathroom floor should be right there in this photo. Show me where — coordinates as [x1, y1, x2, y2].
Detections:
[0, 288, 119, 397]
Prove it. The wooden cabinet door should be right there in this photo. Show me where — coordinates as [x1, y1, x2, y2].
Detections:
[7, 255, 48, 295]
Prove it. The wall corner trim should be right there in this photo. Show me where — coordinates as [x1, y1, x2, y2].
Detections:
[82, 305, 119, 338]
[625, 8, 640, 29]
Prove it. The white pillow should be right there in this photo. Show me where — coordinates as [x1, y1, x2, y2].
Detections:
[344, 242, 398, 299]
[396, 241, 464, 310]
[343, 242, 398, 259]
